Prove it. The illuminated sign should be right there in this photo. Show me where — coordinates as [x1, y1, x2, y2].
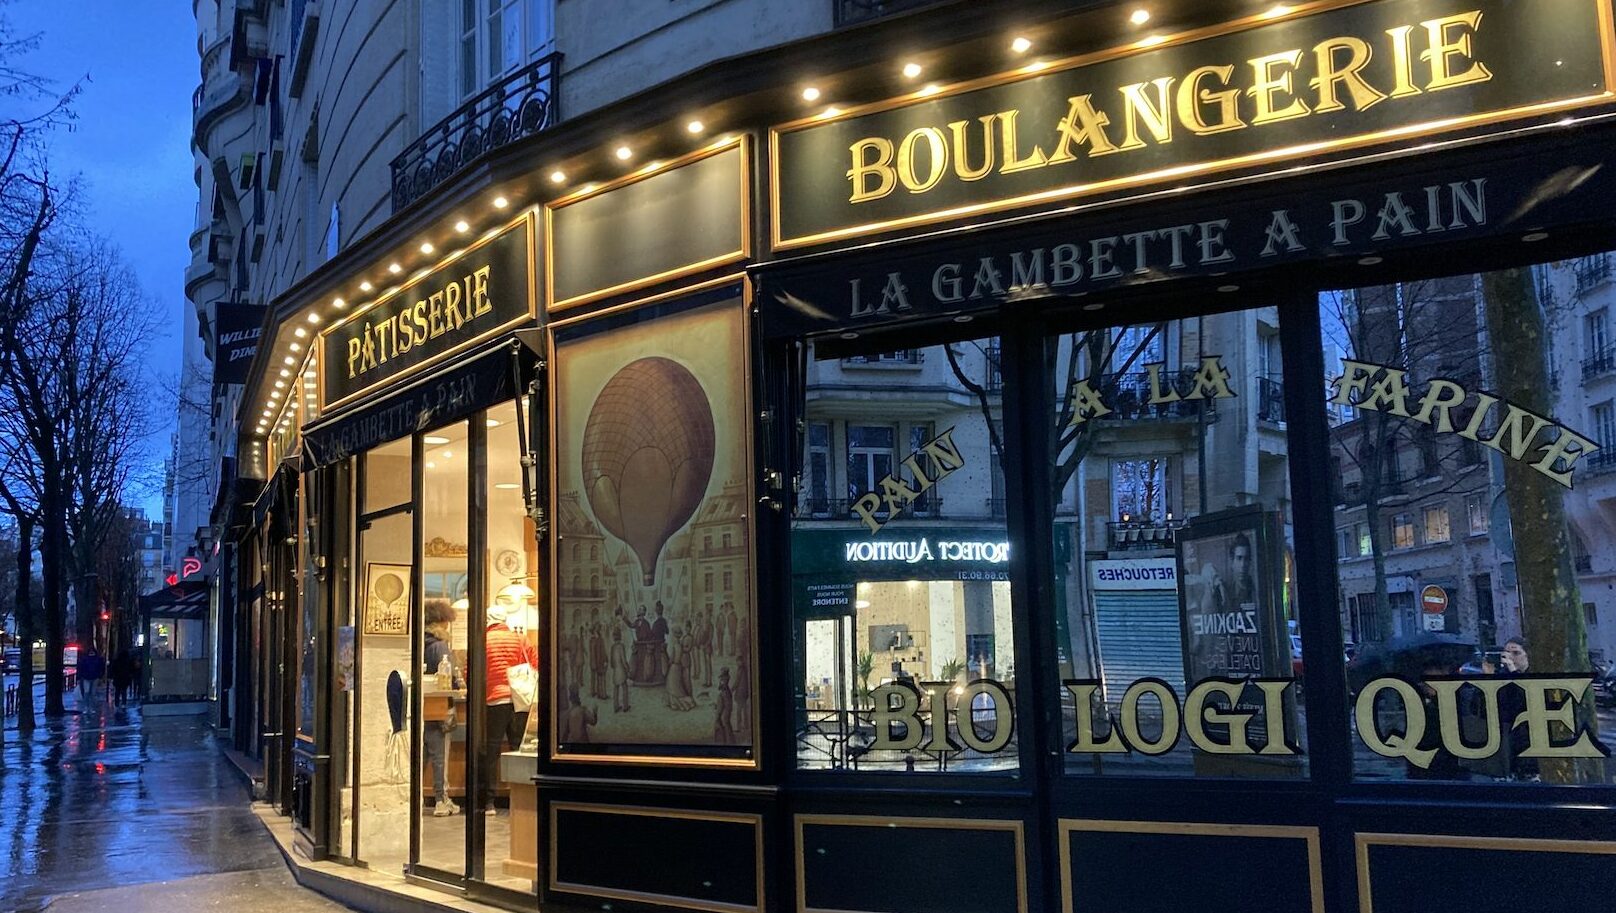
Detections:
[319, 213, 535, 411]
[771, 0, 1614, 249]
[843, 538, 1009, 565]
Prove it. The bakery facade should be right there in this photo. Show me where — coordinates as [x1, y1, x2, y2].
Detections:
[229, 1, 1616, 911]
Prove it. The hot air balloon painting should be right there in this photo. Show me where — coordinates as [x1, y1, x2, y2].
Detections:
[581, 357, 716, 587]
[363, 563, 412, 635]
[553, 296, 756, 758]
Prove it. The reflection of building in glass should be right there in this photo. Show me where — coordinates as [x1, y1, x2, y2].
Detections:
[1537, 257, 1616, 664]
[1324, 279, 1511, 647]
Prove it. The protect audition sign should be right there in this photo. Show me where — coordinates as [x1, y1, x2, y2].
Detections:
[771, 0, 1613, 248]
[319, 213, 535, 410]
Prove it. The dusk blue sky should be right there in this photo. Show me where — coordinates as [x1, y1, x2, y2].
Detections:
[8, 1, 197, 518]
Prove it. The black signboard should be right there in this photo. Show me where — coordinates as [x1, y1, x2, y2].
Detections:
[213, 301, 266, 386]
[320, 212, 535, 410]
[771, 0, 1613, 249]
[302, 340, 528, 468]
[762, 120, 1616, 338]
[546, 139, 749, 310]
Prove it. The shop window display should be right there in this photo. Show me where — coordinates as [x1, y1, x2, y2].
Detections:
[1054, 310, 1307, 778]
[1326, 261, 1616, 785]
[793, 336, 1018, 774]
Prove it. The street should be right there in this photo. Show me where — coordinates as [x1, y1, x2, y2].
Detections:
[0, 693, 348, 913]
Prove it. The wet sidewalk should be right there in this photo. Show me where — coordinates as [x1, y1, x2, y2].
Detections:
[0, 692, 352, 912]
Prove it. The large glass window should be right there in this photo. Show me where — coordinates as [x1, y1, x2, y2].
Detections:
[1327, 263, 1616, 785]
[417, 421, 469, 876]
[1054, 309, 1306, 779]
[793, 336, 1018, 774]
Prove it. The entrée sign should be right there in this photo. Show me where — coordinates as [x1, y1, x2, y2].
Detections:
[319, 214, 535, 410]
[771, 0, 1613, 249]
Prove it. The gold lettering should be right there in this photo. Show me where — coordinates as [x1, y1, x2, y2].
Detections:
[948, 116, 997, 182]
[1422, 11, 1493, 91]
[1248, 50, 1312, 125]
[428, 291, 445, 338]
[1065, 682, 1127, 753]
[1117, 77, 1176, 151]
[896, 126, 948, 193]
[1311, 36, 1386, 113]
[997, 109, 1048, 174]
[1047, 96, 1117, 164]
[347, 338, 361, 380]
[1384, 25, 1423, 98]
[1176, 65, 1245, 136]
[411, 301, 429, 348]
[1120, 680, 1180, 754]
[847, 138, 897, 204]
[471, 264, 493, 316]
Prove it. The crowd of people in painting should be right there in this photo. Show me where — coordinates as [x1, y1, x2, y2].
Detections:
[555, 600, 750, 745]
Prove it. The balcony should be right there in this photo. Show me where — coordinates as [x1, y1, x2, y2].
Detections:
[794, 496, 944, 520]
[842, 349, 923, 367]
[1256, 376, 1285, 425]
[1107, 519, 1187, 551]
[391, 53, 562, 212]
[1575, 254, 1612, 296]
[1585, 448, 1616, 477]
[834, 0, 948, 27]
[1584, 347, 1616, 382]
[1094, 369, 1205, 422]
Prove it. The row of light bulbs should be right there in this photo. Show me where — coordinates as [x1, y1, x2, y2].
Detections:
[251, 5, 1301, 442]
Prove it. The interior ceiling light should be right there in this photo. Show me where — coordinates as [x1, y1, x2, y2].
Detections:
[495, 483, 520, 490]
[1011, 36, 1032, 54]
[902, 62, 922, 79]
[492, 195, 509, 209]
[1130, 8, 1150, 25]
[425, 436, 449, 445]
[487, 419, 501, 427]
[801, 86, 821, 102]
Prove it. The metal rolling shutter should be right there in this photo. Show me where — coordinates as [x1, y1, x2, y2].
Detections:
[1093, 591, 1185, 703]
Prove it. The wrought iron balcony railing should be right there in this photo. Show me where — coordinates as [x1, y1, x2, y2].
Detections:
[1094, 368, 1205, 421]
[1583, 346, 1616, 382]
[1107, 519, 1187, 551]
[834, 0, 947, 27]
[390, 53, 562, 212]
[1575, 253, 1612, 296]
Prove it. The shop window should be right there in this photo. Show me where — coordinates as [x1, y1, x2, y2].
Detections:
[1391, 513, 1415, 549]
[1326, 265, 1615, 786]
[1423, 505, 1451, 544]
[793, 336, 1017, 774]
[1055, 311, 1305, 779]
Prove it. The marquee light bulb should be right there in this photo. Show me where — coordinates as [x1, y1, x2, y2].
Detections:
[420, 242, 434, 254]
[686, 120, 704, 134]
[492, 196, 509, 209]
[1011, 36, 1032, 54]
[1130, 8, 1150, 25]
[309, 312, 322, 323]
[359, 281, 373, 292]
[615, 145, 632, 160]
[454, 221, 469, 233]
[902, 62, 922, 79]
[389, 262, 402, 274]
[802, 86, 821, 102]
[549, 170, 566, 184]
[293, 327, 306, 339]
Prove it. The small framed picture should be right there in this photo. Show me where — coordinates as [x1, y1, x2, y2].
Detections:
[363, 562, 412, 636]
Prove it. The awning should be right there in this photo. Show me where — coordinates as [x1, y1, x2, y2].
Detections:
[140, 580, 210, 620]
[301, 335, 539, 469]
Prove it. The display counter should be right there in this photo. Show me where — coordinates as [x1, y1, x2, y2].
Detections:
[499, 751, 538, 880]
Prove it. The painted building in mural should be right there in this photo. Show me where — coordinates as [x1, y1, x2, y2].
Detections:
[209, 2, 1616, 912]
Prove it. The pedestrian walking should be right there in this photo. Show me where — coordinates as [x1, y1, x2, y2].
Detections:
[78, 647, 105, 705]
[110, 650, 133, 706]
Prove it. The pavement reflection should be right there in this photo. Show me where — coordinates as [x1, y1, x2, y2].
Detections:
[0, 691, 345, 912]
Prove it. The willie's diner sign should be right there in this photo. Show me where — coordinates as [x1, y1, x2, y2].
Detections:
[320, 214, 535, 410]
[770, 0, 1614, 249]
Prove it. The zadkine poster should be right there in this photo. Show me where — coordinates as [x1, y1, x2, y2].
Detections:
[550, 292, 755, 764]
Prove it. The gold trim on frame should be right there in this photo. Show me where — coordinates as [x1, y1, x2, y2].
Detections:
[548, 801, 766, 913]
[545, 275, 761, 770]
[1354, 832, 1616, 913]
[1060, 819, 1324, 913]
[767, 0, 1616, 251]
[316, 209, 539, 414]
[545, 135, 752, 313]
[794, 814, 1028, 913]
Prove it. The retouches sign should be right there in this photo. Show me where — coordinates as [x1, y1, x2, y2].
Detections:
[771, 0, 1613, 248]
